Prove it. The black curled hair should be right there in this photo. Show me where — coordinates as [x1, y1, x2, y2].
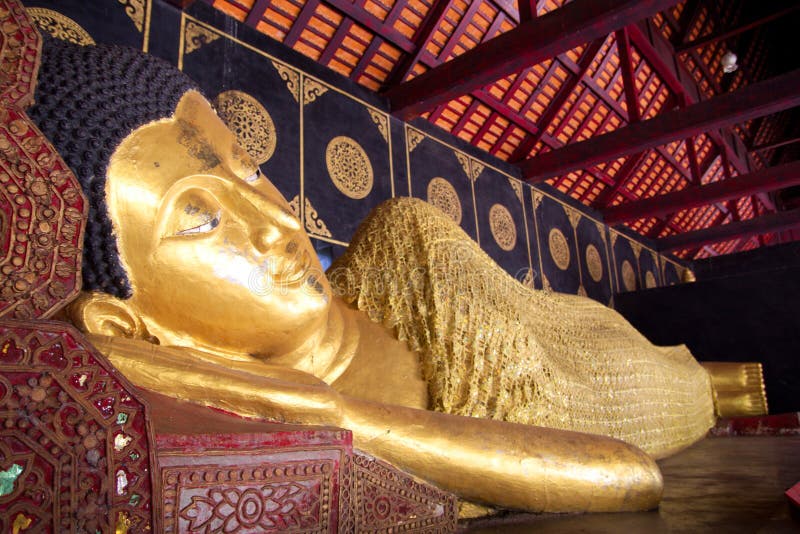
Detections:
[28, 35, 198, 298]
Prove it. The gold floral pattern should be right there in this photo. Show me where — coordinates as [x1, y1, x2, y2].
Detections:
[621, 260, 637, 292]
[368, 109, 389, 144]
[548, 228, 570, 270]
[325, 136, 374, 199]
[271, 61, 300, 102]
[214, 90, 277, 165]
[304, 198, 332, 238]
[489, 204, 517, 251]
[455, 152, 470, 179]
[645, 270, 657, 289]
[406, 127, 424, 152]
[426, 177, 461, 224]
[585, 244, 603, 282]
[184, 20, 220, 55]
[303, 78, 328, 106]
[509, 178, 523, 205]
[28, 8, 95, 45]
[118, 0, 145, 32]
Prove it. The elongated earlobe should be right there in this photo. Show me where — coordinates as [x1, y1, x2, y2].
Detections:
[67, 292, 151, 340]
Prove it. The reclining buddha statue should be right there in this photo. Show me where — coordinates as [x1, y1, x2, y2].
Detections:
[27, 35, 719, 513]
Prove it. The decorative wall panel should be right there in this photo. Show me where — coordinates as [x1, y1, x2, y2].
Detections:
[406, 125, 479, 243]
[531, 190, 581, 294]
[610, 229, 641, 293]
[303, 77, 394, 245]
[473, 166, 534, 285]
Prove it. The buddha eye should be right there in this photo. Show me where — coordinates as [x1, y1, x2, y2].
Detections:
[244, 168, 261, 183]
[176, 210, 220, 235]
[169, 190, 222, 237]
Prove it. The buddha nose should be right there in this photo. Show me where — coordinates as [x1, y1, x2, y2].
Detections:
[248, 206, 302, 254]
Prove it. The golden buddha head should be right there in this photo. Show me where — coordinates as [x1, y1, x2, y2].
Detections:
[30, 38, 331, 357]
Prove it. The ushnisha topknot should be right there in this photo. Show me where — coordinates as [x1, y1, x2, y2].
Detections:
[28, 35, 198, 298]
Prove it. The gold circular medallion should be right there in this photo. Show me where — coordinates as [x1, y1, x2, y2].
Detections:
[645, 270, 657, 288]
[325, 136, 374, 199]
[426, 177, 462, 224]
[585, 244, 603, 282]
[621, 260, 637, 291]
[214, 90, 277, 165]
[548, 228, 570, 270]
[489, 204, 517, 251]
[29, 8, 95, 46]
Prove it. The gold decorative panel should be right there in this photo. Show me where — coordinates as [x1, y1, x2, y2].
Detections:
[214, 90, 277, 165]
[29, 8, 95, 45]
[426, 177, 461, 224]
[325, 136, 374, 200]
[585, 244, 604, 282]
[548, 228, 571, 270]
[489, 203, 517, 251]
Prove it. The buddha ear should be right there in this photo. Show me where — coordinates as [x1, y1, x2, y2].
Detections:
[67, 292, 150, 340]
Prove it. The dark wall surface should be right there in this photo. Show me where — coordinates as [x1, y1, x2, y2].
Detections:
[615, 262, 800, 414]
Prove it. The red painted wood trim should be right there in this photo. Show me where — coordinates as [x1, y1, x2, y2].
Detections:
[521, 69, 800, 182]
[386, 0, 681, 120]
[244, 0, 272, 27]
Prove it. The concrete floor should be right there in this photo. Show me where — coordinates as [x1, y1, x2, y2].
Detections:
[462, 436, 800, 533]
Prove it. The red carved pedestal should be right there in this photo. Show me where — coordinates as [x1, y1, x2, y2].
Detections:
[0, 320, 458, 533]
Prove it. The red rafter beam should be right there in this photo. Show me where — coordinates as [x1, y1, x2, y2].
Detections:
[675, 4, 800, 53]
[751, 135, 800, 153]
[604, 160, 800, 224]
[520, 69, 800, 182]
[659, 207, 800, 252]
[384, 0, 681, 120]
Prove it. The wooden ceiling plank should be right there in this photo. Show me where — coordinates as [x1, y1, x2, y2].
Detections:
[434, 0, 484, 64]
[383, 0, 453, 87]
[350, 35, 384, 81]
[283, 0, 321, 47]
[676, 3, 800, 53]
[318, 19, 353, 64]
[508, 38, 605, 162]
[593, 151, 648, 208]
[324, 0, 416, 53]
[244, 0, 273, 27]
[521, 69, 800, 183]
[386, 0, 681, 120]
[603, 160, 800, 224]
[659, 207, 800, 252]
[452, 100, 482, 136]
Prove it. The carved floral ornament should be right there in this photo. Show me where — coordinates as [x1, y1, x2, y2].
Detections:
[28, 8, 95, 46]
[621, 260, 637, 291]
[548, 228, 570, 271]
[426, 177, 461, 224]
[489, 203, 517, 251]
[325, 136, 374, 200]
[214, 90, 277, 165]
[585, 244, 604, 282]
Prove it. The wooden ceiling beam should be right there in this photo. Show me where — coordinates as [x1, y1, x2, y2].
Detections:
[520, 69, 800, 182]
[751, 135, 800, 154]
[675, 3, 800, 53]
[385, 0, 681, 120]
[604, 160, 800, 224]
[658, 207, 800, 252]
[283, 0, 320, 47]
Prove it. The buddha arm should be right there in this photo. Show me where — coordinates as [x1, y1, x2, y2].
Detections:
[341, 397, 663, 512]
[91, 334, 662, 512]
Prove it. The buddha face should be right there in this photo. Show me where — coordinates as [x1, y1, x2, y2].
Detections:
[104, 91, 331, 357]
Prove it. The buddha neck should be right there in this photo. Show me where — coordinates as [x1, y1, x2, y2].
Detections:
[260, 296, 359, 384]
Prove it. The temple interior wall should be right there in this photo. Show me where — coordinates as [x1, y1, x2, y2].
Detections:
[26, 0, 690, 306]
